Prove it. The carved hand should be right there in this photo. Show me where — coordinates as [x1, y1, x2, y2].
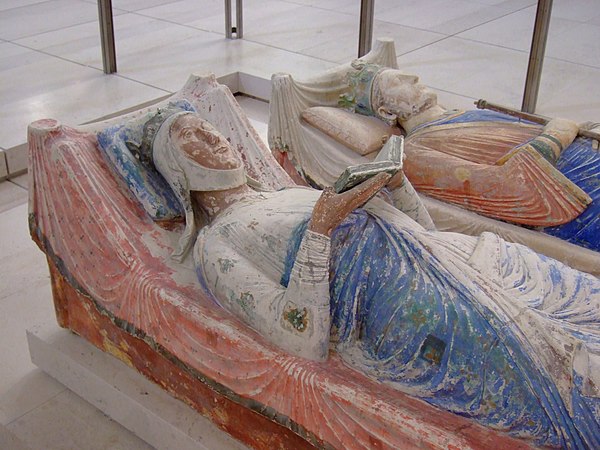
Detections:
[387, 169, 406, 190]
[308, 172, 391, 237]
[542, 118, 578, 149]
[497, 117, 580, 166]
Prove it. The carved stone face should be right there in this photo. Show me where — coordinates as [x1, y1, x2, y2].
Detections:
[170, 114, 242, 170]
[374, 70, 438, 122]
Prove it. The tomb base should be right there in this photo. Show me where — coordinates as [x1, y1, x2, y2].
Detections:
[28, 259, 318, 450]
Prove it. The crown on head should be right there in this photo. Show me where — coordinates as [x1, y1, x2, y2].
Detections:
[339, 61, 385, 117]
[126, 103, 191, 168]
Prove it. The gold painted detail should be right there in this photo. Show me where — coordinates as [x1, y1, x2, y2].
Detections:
[100, 329, 134, 368]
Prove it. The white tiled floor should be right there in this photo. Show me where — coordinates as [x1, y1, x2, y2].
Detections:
[1, 0, 600, 448]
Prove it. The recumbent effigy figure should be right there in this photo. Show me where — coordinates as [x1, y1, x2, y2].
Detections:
[140, 102, 600, 448]
[270, 60, 600, 260]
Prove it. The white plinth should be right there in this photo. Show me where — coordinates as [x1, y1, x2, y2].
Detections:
[27, 322, 249, 450]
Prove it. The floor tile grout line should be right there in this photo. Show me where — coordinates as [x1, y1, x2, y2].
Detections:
[154, 2, 600, 73]
[387, 2, 600, 73]
[12, 3, 412, 70]
[0, 0, 59, 14]
[6, 40, 113, 74]
[394, 35, 457, 59]
[126, 9, 341, 66]
[127, 10, 233, 37]
[373, 19, 448, 38]
[275, 0, 426, 19]
[76, 0, 181, 10]
[272, 0, 359, 18]
[0, 175, 28, 190]
[437, 2, 536, 40]
[3, 386, 67, 427]
[5, 40, 173, 96]
[107, 75, 172, 96]
[277, 1, 539, 45]
[376, 2, 537, 54]
[0, 275, 54, 304]
[8, 8, 337, 77]
[0, 198, 29, 216]
[7, 180, 28, 191]
[106, 0, 197, 15]
[10, 2, 596, 77]
[3, 5, 130, 43]
[2, 2, 598, 119]
[451, 34, 600, 71]
[295, 18, 452, 57]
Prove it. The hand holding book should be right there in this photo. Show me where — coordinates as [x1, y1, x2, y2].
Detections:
[334, 135, 404, 193]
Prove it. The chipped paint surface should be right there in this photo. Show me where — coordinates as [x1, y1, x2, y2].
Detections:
[46, 262, 319, 450]
[269, 54, 600, 259]
[28, 72, 592, 450]
[403, 110, 593, 230]
[100, 330, 134, 368]
[196, 189, 329, 361]
[218, 258, 236, 273]
[282, 303, 309, 333]
[196, 183, 600, 447]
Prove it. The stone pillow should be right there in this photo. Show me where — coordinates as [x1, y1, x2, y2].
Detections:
[96, 99, 196, 221]
[301, 106, 401, 156]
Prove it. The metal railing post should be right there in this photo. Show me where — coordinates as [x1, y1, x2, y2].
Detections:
[522, 0, 553, 113]
[98, 0, 117, 74]
[225, 0, 243, 39]
[358, 0, 375, 57]
[225, 0, 233, 38]
[236, 0, 243, 38]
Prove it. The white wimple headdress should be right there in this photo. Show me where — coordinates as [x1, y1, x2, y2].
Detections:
[152, 111, 246, 261]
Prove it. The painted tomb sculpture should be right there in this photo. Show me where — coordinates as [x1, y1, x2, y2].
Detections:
[29, 73, 600, 449]
[269, 38, 600, 276]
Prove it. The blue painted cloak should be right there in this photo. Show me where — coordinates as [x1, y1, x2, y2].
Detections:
[283, 210, 600, 448]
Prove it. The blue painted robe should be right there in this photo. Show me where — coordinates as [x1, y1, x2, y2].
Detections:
[284, 208, 600, 448]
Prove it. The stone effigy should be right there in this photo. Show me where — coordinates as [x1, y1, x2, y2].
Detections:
[29, 73, 599, 449]
[269, 38, 600, 276]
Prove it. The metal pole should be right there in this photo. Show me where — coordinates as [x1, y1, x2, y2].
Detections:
[98, 0, 117, 74]
[477, 99, 600, 141]
[236, 0, 243, 39]
[358, 0, 374, 57]
[225, 0, 243, 39]
[521, 0, 553, 113]
[225, 0, 233, 38]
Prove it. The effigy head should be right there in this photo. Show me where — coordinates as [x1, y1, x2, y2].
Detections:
[372, 69, 438, 124]
[169, 115, 242, 170]
[340, 61, 438, 125]
[150, 110, 246, 194]
[144, 109, 246, 261]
